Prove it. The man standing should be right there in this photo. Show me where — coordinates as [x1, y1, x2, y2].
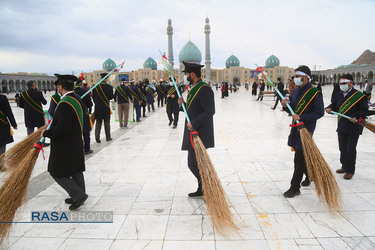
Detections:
[114, 81, 132, 129]
[363, 78, 373, 102]
[282, 65, 324, 198]
[93, 73, 113, 143]
[251, 81, 258, 96]
[145, 82, 156, 112]
[43, 74, 88, 210]
[19, 80, 47, 135]
[0, 94, 17, 163]
[221, 82, 226, 98]
[139, 82, 148, 118]
[326, 74, 368, 180]
[256, 80, 265, 101]
[129, 79, 142, 122]
[165, 79, 179, 128]
[271, 77, 284, 110]
[156, 81, 165, 107]
[178, 61, 215, 197]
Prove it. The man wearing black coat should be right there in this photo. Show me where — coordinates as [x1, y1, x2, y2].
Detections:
[178, 61, 215, 197]
[19, 80, 47, 135]
[165, 80, 180, 129]
[0, 94, 17, 161]
[256, 80, 265, 101]
[43, 74, 88, 210]
[93, 73, 114, 143]
[74, 79, 94, 155]
[156, 82, 165, 107]
[114, 81, 133, 129]
[271, 77, 284, 110]
[326, 74, 368, 180]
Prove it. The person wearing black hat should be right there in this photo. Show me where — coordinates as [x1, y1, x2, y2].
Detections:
[178, 61, 215, 197]
[19, 80, 47, 135]
[114, 80, 133, 129]
[281, 65, 324, 198]
[43, 74, 88, 210]
[92, 73, 114, 143]
[0, 93, 17, 166]
[165, 77, 180, 128]
[156, 80, 165, 107]
[74, 78, 94, 155]
[129, 79, 142, 122]
[325, 74, 368, 180]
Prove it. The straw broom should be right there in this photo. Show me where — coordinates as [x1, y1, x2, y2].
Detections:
[0, 124, 48, 171]
[255, 64, 342, 212]
[0, 62, 125, 242]
[160, 51, 239, 235]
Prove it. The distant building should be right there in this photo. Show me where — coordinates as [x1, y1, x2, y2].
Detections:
[312, 64, 375, 84]
[0, 72, 56, 93]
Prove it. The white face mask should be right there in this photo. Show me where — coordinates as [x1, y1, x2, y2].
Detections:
[294, 77, 303, 86]
[169, 82, 173, 86]
[340, 84, 349, 92]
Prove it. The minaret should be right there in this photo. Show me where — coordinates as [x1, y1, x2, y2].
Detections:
[204, 17, 211, 83]
[167, 19, 174, 73]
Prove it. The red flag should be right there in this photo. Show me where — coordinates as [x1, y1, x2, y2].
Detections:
[186, 84, 189, 91]
[162, 52, 167, 60]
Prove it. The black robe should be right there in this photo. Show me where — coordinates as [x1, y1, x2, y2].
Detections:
[0, 95, 17, 147]
[19, 89, 47, 128]
[75, 87, 93, 133]
[43, 93, 85, 178]
[93, 83, 113, 120]
[181, 83, 215, 151]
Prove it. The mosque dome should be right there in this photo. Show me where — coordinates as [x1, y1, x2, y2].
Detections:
[360, 64, 370, 67]
[345, 64, 357, 68]
[225, 55, 240, 68]
[337, 65, 346, 69]
[102, 58, 116, 71]
[265, 55, 280, 68]
[179, 41, 202, 64]
[143, 57, 157, 70]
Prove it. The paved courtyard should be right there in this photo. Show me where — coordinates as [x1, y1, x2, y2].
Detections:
[1, 85, 375, 250]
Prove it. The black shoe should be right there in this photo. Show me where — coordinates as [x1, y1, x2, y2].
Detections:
[168, 121, 173, 126]
[172, 125, 177, 129]
[188, 190, 203, 197]
[301, 178, 311, 187]
[106, 138, 113, 141]
[271, 107, 275, 110]
[143, 115, 147, 117]
[69, 194, 88, 211]
[65, 198, 74, 204]
[96, 139, 101, 143]
[85, 150, 94, 155]
[136, 120, 141, 122]
[283, 188, 301, 198]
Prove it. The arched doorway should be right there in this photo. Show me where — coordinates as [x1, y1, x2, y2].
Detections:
[233, 77, 240, 86]
[368, 71, 374, 82]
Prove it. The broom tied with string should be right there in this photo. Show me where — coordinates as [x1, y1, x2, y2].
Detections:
[0, 62, 124, 242]
[159, 50, 239, 236]
[330, 110, 375, 134]
[255, 64, 342, 213]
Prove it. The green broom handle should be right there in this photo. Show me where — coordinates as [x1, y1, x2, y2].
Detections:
[255, 63, 300, 122]
[329, 110, 360, 123]
[159, 50, 191, 123]
[40, 61, 125, 143]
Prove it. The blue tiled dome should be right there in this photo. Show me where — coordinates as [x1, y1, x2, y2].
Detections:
[143, 57, 157, 70]
[265, 55, 280, 68]
[179, 41, 202, 63]
[225, 55, 240, 68]
[102, 58, 116, 71]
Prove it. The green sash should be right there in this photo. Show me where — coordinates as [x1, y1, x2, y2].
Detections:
[186, 82, 207, 111]
[57, 95, 83, 132]
[338, 90, 366, 121]
[116, 85, 129, 102]
[167, 86, 176, 96]
[139, 91, 146, 101]
[129, 87, 140, 100]
[293, 87, 320, 123]
[0, 110, 9, 126]
[51, 93, 61, 105]
[21, 90, 44, 114]
[146, 87, 154, 96]
[95, 84, 110, 109]
[156, 85, 163, 93]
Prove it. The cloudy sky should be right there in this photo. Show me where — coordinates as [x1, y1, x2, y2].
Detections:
[1, 0, 374, 75]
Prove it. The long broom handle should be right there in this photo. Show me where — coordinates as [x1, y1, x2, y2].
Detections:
[329, 110, 362, 124]
[40, 61, 125, 143]
[159, 50, 191, 123]
[255, 64, 301, 123]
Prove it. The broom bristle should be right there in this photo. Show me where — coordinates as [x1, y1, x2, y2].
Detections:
[0, 125, 47, 171]
[193, 136, 239, 236]
[299, 127, 343, 212]
[90, 113, 95, 125]
[364, 121, 375, 134]
[0, 148, 38, 243]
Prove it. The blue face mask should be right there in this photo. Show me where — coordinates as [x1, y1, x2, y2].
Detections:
[294, 77, 303, 86]
[340, 84, 349, 92]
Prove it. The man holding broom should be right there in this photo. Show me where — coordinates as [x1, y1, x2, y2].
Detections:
[42, 74, 88, 210]
[325, 74, 368, 180]
[178, 61, 215, 197]
[282, 65, 324, 198]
